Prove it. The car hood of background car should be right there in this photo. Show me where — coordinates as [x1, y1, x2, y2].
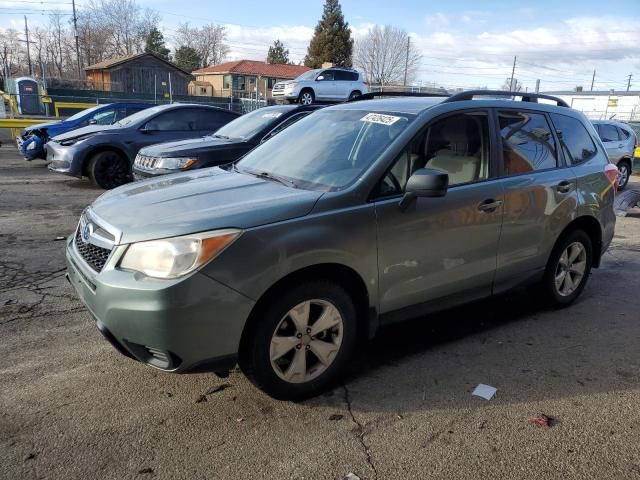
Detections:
[140, 136, 239, 157]
[25, 120, 64, 133]
[90, 167, 323, 244]
[53, 124, 122, 141]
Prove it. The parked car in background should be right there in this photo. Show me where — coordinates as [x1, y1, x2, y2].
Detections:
[133, 104, 323, 180]
[18, 103, 151, 161]
[47, 103, 240, 189]
[272, 67, 368, 105]
[592, 120, 637, 189]
[66, 91, 616, 400]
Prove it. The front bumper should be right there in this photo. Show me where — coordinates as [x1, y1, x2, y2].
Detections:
[46, 141, 83, 177]
[65, 237, 255, 373]
[271, 88, 299, 99]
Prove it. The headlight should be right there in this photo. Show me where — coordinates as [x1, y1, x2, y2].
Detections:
[119, 229, 241, 279]
[59, 136, 88, 146]
[154, 157, 197, 170]
[285, 82, 298, 89]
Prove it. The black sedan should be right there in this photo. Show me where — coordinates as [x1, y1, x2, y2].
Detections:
[46, 103, 240, 189]
[132, 104, 323, 180]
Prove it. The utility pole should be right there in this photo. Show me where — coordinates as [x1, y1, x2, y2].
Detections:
[626, 73, 633, 92]
[509, 55, 517, 92]
[590, 69, 596, 91]
[72, 0, 82, 80]
[535, 79, 540, 93]
[23, 16, 33, 77]
[403, 36, 410, 87]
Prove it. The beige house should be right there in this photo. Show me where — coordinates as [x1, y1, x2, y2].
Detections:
[190, 60, 310, 99]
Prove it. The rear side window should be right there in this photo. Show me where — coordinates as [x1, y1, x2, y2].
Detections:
[145, 109, 195, 131]
[617, 127, 630, 140]
[193, 109, 236, 131]
[550, 114, 598, 165]
[597, 123, 619, 142]
[335, 70, 358, 81]
[498, 111, 557, 175]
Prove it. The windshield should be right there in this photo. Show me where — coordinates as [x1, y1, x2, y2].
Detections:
[116, 105, 165, 127]
[67, 105, 104, 122]
[213, 106, 292, 141]
[237, 109, 412, 191]
[296, 69, 321, 81]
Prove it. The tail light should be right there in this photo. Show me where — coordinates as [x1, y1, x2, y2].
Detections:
[604, 163, 619, 191]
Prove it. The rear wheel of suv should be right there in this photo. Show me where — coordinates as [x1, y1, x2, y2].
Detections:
[543, 230, 593, 307]
[349, 90, 362, 100]
[87, 151, 131, 189]
[298, 89, 314, 105]
[617, 160, 631, 190]
[239, 281, 357, 400]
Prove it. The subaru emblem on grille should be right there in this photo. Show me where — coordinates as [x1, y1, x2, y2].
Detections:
[81, 221, 93, 243]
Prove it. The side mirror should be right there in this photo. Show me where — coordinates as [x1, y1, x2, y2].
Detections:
[316, 75, 325, 81]
[398, 168, 449, 211]
[88, 118, 97, 125]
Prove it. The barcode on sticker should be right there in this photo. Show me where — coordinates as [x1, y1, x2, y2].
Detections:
[361, 113, 402, 125]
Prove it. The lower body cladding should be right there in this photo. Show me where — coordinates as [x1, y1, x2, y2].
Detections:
[65, 240, 255, 373]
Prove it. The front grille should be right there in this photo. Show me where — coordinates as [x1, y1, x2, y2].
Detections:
[272, 84, 285, 93]
[135, 154, 159, 170]
[75, 228, 111, 272]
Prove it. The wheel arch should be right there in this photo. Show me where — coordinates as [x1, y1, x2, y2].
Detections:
[239, 263, 375, 355]
[556, 215, 604, 268]
[81, 145, 130, 177]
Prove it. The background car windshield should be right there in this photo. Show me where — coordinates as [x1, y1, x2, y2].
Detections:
[116, 105, 165, 127]
[214, 107, 291, 140]
[296, 69, 320, 81]
[66, 105, 103, 122]
[237, 109, 412, 190]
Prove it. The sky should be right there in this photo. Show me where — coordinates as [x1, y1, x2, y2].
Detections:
[1, 0, 639, 92]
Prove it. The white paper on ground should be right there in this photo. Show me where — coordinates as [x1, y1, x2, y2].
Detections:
[472, 384, 497, 400]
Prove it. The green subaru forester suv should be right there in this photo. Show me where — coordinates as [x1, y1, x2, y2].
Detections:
[66, 91, 617, 399]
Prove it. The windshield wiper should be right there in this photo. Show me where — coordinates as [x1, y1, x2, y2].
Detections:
[213, 134, 231, 139]
[250, 170, 297, 188]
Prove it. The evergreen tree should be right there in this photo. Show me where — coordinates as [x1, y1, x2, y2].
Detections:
[267, 40, 290, 64]
[304, 0, 353, 68]
[144, 27, 170, 60]
[174, 46, 202, 72]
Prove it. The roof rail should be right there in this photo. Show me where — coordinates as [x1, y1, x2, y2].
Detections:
[348, 91, 451, 102]
[443, 90, 569, 107]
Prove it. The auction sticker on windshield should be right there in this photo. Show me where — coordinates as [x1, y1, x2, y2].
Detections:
[262, 112, 283, 119]
[360, 113, 402, 126]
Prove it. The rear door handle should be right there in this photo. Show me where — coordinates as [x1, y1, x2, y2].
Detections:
[557, 180, 572, 193]
[478, 198, 503, 212]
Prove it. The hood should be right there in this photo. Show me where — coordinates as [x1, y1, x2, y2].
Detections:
[90, 168, 322, 244]
[52, 124, 122, 141]
[276, 80, 296, 86]
[140, 136, 238, 157]
[24, 120, 63, 133]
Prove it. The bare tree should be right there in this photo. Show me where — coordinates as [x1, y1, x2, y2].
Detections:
[354, 25, 422, 85]
[174, 22, 228, 68]
[0, 28, 28, 77]
[502, 77, 523, 92]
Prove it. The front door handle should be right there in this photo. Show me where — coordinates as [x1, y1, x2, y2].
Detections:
[557, 180, 572, 193]
[478, 198, 503, 212]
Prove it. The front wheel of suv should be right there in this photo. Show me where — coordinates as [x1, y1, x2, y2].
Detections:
[239, 281, 357, 400]
[543, 230, 593, 308]
[86, 150, 131, 189]
[298, 89, 315, 105]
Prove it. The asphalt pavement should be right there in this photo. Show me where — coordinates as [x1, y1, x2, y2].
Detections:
[1, 145, 639, 480]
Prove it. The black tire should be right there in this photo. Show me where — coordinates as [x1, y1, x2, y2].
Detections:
[297, 89, 315, 105]
[348, 90, 362, 100]
[86, 151, 131, 189]
[543, 229, 593, 308]
[239, 281, 358, 400]
[616, 160, 631, 190]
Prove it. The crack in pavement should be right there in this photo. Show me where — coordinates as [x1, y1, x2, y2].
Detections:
[343, 384, 378, 480]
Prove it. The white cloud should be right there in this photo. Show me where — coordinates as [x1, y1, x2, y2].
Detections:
[425, 13, 450, 28]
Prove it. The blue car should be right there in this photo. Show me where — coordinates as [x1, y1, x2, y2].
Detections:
[18, 103, 152, 160]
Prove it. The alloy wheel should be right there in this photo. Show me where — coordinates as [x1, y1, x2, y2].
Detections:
[300, 92, 313, 105]
[554, 242, 587, 297]
[617, 164, 629, 188]
[269, 299, 343, 383]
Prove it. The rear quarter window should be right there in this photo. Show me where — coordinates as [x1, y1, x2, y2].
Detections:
[550, 113, 599, 165]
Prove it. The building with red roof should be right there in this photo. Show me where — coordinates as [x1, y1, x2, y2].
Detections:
[189, 60, 310, 98]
